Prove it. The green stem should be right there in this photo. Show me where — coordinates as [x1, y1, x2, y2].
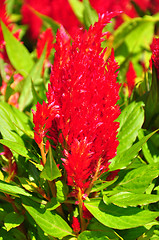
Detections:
[78, 188, 86, 232]
[85, 158, 102, 196]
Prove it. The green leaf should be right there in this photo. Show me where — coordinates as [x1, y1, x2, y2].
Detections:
[0, 102, 32, 138]
[138, 129, 159, 164]
[45, 198, 61, 211]
[4, 212, 24, 231]
[78, 231, 109, 240]
[0, 139, 30, 157]
[109, 130, 158, 170]
[88, 219, 121, 240]
[40, 147, 61, 181]
[91, 178, 118, 193]
[84, 199, 159, 230]
[31, 80, 43, 105]
[69, 0, 84, 24]
[117, 101, 144, 153]
[1, 21, 34, 77]
[56, 180, 69, 203]
[22, 197, 73, 238]
[4, 76, 15, 101]
[18, 45, 46, 111]
[114, 15, 157, 65]
[83, 0, 98, 29]
[111, 164, 159, 194]
[106, 192, 159, 207]
[0, 180, 32, 197]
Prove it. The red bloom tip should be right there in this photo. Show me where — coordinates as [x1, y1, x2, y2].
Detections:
[150, 37, 159, 77]
[82, 203, 93, 220]
[36, 28, 54, 59]
[72, 217, 80, 233]
[126, 62, 136, 97]
[63, 138, 93, 192]
[0, 146, 13, 160]
[32, 101, 59, 145]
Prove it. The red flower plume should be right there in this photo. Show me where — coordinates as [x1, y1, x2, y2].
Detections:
[33, 12, 120, 194]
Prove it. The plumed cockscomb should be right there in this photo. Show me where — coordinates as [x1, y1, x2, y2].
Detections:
[47, 13, 120, 192]
[33, 12, 120, 195]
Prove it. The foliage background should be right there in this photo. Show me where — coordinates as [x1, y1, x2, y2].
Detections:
[0, 0, 159, 239]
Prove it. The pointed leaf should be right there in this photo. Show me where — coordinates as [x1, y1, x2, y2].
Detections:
[83, 0, 98, 29]
[69, 0, 84, 23]
[91, 178, 118, 193]
[112, 164, 159, 194]
[114, 15, 157, 65]
[0, 139, 29, 157]
[18, 45, 46, 111]
[85, 199, 159, 230]
[107, 192, 159, 207]
[45, 197, 60, 211]
[0, 180, 32, 197]
[31, 80, 43, 105]
[1, 21, 34, 77]
[138, 129, 159, 164]
[22, 197, 73, 238]
[109, 130, 158, 170]
[117, 101, 144, 153]
[40, 147, 61, 181]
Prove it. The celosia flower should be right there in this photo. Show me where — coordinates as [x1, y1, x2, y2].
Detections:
[0, 145, 13, 160]
[150, 37, 159, 77]
[125, 62, 136, 97]
[33, 12, 120, 195]
[72, 217, 80, 233]
[36, 28, 54, 59]
[21, 0, 80, 39]
[0, 146, 17, 180]
[32, 101, 59, 145]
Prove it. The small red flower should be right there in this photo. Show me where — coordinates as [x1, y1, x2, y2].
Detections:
[72, 216, 80, 233]
[36, 28, 54, 59]
[0, 146, 13, 160]
[125, 62, 136, 97]
[32, 101, 59, 145]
